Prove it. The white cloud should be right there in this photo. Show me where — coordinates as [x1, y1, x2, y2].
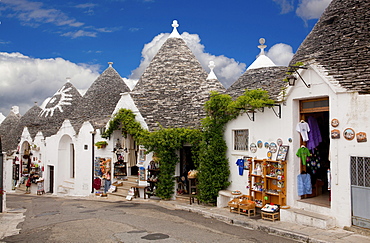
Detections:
[266, 43, 294, 66]
[128, 32, 246, 89]
[296, 0, 332, 21]
[1, 0, 84, 28]
[0, 52, 100, 115]
[62, 30, 97, 38]
[273, 0, 295, 14]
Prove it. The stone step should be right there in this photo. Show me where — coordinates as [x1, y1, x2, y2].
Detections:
[280, 207, 335, 229]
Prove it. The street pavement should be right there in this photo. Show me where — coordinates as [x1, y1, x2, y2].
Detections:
[1, 190, 370, 243]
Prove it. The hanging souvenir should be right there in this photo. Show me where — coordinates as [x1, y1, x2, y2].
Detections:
[269, 142, 277, 153]
[331, 118, 339, 127]
[356, 132, 367, 143]
[277, 138, 283, 146]
[250, 143, 257, 153]
[331, 129, 340, 139]
[343, 128, 355, 140]
[257, 140, 263, 148]
[264, 142, 269, 149]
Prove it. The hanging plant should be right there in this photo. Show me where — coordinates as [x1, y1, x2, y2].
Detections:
[95, 141, 108, 149]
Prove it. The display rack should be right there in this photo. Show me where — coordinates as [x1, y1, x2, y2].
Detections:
[113, 161, 127, 179]
[249, 159, 286, 207]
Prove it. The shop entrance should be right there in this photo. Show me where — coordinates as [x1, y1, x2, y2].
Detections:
[48, 165, 54, 193]
[299, 98, 331, 207]
[177, 146, 195, 195]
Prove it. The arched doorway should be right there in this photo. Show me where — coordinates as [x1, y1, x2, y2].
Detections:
[58, 135, 75, 193]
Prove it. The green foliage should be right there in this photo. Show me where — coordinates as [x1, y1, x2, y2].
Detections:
[103, 89, 274, 202]
[102, 109, 148, 140]
[233, 89, 275, 111]
[94, 141, 108, 149]
[141, 127, 202, 199]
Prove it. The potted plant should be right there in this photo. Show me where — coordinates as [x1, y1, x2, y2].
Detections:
[95, 141, 108, 149]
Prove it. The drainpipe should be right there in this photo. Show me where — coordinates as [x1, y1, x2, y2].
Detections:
[0, 137, 3, 212]
[90, 130, 96, 193]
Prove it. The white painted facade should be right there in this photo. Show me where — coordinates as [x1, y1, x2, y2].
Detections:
[224, 63, 370, 228]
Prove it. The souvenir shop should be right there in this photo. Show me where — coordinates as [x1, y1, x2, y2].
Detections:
[296, 98, 330, 206]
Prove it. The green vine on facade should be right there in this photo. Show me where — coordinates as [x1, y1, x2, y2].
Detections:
[102, 88, 274, 202]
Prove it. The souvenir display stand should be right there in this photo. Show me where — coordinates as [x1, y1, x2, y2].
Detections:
[146, 161, 159, 197]
[227, 195, 256, 217]
[261, 204, 280, 222]
[249, 159, 286, 208]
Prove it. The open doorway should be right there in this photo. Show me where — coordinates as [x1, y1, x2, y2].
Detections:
[177, 146, 195, 195]
[299, 98, 331, 207]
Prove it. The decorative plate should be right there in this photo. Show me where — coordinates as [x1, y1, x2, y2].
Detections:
[250, 143, 257, 153]
[331, 129, 340, 139]
[277, 138, 283, 146]
[269, 142, 277, 153]
[267, 151, 272, 159]
[288, 138, 292, 143]
[331, 118, 339, 127]
[356, 132, 367, 143]
[343, 128, 355, 140]
[257, 140, 263, 148]
[264, 142, 269, 149]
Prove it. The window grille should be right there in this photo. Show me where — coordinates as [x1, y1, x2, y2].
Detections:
[351, 156, 370, 188]
[234, 130, 249, 151]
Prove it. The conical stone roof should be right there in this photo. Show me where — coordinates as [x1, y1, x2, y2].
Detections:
[0, 109, 21, 152]
[39, 81, 83, 137]
[290, 0, 370, 93]
[71, 65, 131, 132]
[131, 37, 225, 131]
[14, 104, 43, 141]
[227, 66, 287, 100]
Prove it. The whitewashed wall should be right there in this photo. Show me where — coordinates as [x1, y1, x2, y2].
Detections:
[225, 64, 370, 228]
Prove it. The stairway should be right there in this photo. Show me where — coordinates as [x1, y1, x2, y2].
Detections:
[108, 176, 139, 199]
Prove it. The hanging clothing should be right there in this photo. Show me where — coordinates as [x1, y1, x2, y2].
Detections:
[307, 116, 322, 150]
[297, 173, 312, 196]
[236, 159, 244, 176]
[296, 121, 310, 141]
[296, 146, 311, 165]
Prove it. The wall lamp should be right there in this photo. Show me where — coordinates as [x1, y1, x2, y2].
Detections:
[287, 66, 311, 88]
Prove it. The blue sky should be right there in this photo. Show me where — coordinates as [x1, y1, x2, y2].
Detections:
[0, 0, 331, 118]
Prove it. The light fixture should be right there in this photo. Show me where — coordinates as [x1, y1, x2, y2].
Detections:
[287, 66, 310, 88]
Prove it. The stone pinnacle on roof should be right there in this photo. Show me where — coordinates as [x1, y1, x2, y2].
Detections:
[257, 38, 267, 56]
[247, 38, 276, 70]
[168, 20, 182, 38]
[207, 61, 218, 80]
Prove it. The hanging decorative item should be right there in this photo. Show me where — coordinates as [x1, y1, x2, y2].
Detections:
[356, 132, 367, 143]
[264, 142, 269, 149]
[343, 128, 355, 140]
[331, 118, 339, 127]
[257, 140, 263, 148]
[250, 143, 257, 153]
[277, 138, 283, 146]
[267, 151, 272, 159]
[331, 129, 340, 139]
[288, 138, 292, 143]
[269, 142, 277, 153]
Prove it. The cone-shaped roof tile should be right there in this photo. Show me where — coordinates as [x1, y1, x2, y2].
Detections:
[131, 37, 225, 131]
[227, 66, 287, 100]
[71, 65, 131, 132]
[0, 109, 21, 152]
[290, 0, 370, 93]
[39, 81, 83, 137]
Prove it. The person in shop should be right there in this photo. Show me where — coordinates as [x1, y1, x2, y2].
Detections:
[104, 170, 111, 194]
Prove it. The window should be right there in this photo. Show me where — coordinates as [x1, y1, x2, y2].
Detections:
[234, 129, 249, 151]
